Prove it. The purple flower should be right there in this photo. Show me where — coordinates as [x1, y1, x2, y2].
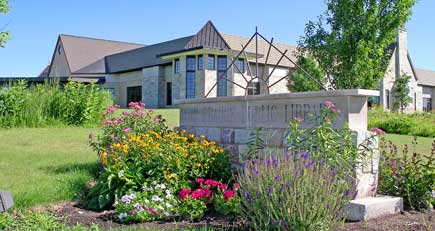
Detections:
[275, 175, 281, 183]
[148, 207, 157, 216]
[268, 186, 273, 195]
[280, 186, 285, 193]
[270, 219, 275, 225]
[320, 158, 325, 165]
[326, 203, 330, 209]
[280, 220, 285, 226]
[305, 160, 314, 168]
[300, 151, 309, 160]
[285, 152, 290, 161]
[130, 209, 136, 215]
[344, 190, 350, 197]
[285, 182, 290, 189]
[244, 192, 252, 203]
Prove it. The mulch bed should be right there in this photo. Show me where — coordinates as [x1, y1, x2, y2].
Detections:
[51, 203, 435, 230]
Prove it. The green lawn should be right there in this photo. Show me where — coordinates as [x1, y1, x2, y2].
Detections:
[384, 133, 434, 154]
[0, 127, 96, 209]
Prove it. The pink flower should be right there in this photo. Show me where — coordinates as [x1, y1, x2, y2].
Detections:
[122, 111, 130, 116]
[133, 111, 144, 117]
[130, 209, 136, 215]
[371, 127, 386, 136]
[114, 104, 121, 108]
[295, 117, 303, 123]
[148, 207, 157, 216]
[219, 184, 227, 191]
[102, 120, 113, 126]
[331, 108, 341, 114]
[204, 179, 220, 187]
[323, 100, 335, 108]
[88, 133, 94, 140]
[149, 109, 155, 113]
[106, 106, 116, 114]
[122, 128, 131, 133]
[191, 188, 211, 199]
[179, 188, 191, 199]
[223, 190, 235, 201]
[196, 178, 205, 184]
[233, 183, 239, 190]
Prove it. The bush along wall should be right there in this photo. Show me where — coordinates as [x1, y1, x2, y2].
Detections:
[0, 80, 112, 127]
[368, 107, 435, 137]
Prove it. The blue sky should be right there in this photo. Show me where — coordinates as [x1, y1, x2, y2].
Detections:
[0, 0, 434, 76]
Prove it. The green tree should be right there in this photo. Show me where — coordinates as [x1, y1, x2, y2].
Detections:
[0, 0, 11, 48]
[298, 0, 416, 90]
[287, 55, 326, 92]
[392, 74, 412, 112]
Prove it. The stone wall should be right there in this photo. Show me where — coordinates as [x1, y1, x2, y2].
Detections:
[177, 89, 380, 198]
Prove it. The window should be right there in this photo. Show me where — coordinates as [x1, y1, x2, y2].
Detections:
[385, 90, 390, 109]
[217, 56, 227, 97]
[127, 86, 142, 104]
[197, 55, 203, 70]
[423, 97, 432, 112]
[368, 96, 380, 108]
[247, 82, 260, 95]
[166, 82, 172, 105]
[186, 56, 196, 99]
[174, 59, 180, 74]
[57, 45, 63, 55]
[237, 58, 245, 73]
[207, 55, 215, 70]
[414, 93, 417, 111]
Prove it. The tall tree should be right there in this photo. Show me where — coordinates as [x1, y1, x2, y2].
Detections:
[287, 54, 326, 92]
[392, 74, 412, 112]
[298, 0, 416, 90]
[0, 0, 10, 48]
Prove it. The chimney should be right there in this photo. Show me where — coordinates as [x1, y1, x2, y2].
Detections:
[395, 25, 408, 78]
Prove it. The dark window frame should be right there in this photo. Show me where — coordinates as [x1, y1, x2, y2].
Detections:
[207, 55, 215, 70]
[423, 97, 432, 112]
[247, 82, 260, 95]
[197, 55, 203, 70]
[217, 55, 227, 97]
[186, 56, 196, 99]
[386, 90, 390, 109]
[174, 59, 180, 74]
[237, 58, 245, 73]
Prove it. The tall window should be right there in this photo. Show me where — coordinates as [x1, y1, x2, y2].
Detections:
[237, 58, 245, 73]
[217, 56, 227, 97]
[414, 93, 417, 111]
[174, 59, 180, 74]
[186, 56, 196, 99]
[423, 98, 432, 112]
[197, 55, 203, 70]
[385, 90, 390, 109]
[208, 55, 215, 70]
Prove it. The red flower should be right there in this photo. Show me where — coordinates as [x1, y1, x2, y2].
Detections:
[179, 188, 191, 199]
[204, 179, 220, 187]
[196, 178, 205, 184]
[223, 190, 235, 201]
[233, 183, 239, 190]
[219, 183, 227, 190]
[191, 188, 211, 199]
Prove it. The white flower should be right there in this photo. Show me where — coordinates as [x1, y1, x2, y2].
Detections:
[134, 203, 140, 209]
[157, 205, 164, 210]
[152, 181, 157, 185]
[165, 193, 172, 199]
[152, 195, 163, 202]
[165, 189, 171, 195]
[113, 200, 119, 206]
[144, 199, 150, 204]
[165, 202, 172, 208]
[118, 212, 128, 220]
[164, 212, 171, 217]
[159, 184, 166, 189]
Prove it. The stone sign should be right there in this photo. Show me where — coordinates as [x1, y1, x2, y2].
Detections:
[0, 191, 14, 212]
[177, 89, 380, 200]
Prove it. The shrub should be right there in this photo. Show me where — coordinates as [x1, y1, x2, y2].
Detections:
[378, 138, 435, 210]
[236, 154, 356, 231]
[87, 104, 232, 210]
[0, 80, 112, 127]
[114, 182, 178, 222]
[368, 108, 435, 137]
[179, 178, 240, 220]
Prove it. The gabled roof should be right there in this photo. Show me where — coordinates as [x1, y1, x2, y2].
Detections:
[53, 34, 145, 74]
[416, 68, 435, 86]
[105, 36, 194, 73]
[38, 65, 50, 77]
[184, 21, 230, 50]
[221, 34, 297, 68]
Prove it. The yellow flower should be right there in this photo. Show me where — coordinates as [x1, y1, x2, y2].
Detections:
[195, 163, 202, 167]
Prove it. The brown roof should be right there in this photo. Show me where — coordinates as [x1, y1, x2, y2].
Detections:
[58, 34, 144, 74]
[185, 21, 230, 50]
[416, 68, 435, 86]
[38, 65, 50, 77]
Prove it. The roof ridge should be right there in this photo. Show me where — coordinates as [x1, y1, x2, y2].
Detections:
[416, 67, 435, 72]
[59, 34, 146, 46]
